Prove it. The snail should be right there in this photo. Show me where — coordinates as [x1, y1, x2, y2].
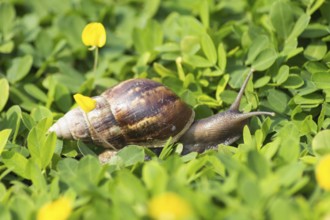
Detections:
[49, 69, 274, 161]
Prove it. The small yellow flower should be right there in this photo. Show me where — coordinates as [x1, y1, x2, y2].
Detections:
[37, 197, 72, 220]
[81, 22, 106, 48]
[148, 192, 193, 220]
[316, 154, 330, 191]
[73, 93, 97, 113]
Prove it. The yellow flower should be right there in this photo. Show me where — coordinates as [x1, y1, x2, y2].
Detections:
[316, 154, 330, 191]
[81, 22, 106, 48]
[73, 93, 97, 113]
[148, 192, 193, 220]
[37, 197, 72, 220]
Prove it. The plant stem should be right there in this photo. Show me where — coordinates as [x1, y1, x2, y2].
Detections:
[93, 47, 99, 74]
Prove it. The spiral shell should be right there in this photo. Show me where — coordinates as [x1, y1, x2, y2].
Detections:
[49, 79, 195, 149]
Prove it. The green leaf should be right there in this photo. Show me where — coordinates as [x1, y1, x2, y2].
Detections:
[6, 55, 33, 84]
[181, 90, 197, 107]
[57, 158, 78, 182]
[30, 106, 53, 122]
[153, 63, 176, 77]
[23, 83, 48, 103]
[159, 137, 175, 160]
[110, 170, 147, 204]
[0, 205, 11, 220]
[26, 159, 47, 190]
[21, 112, 36, 131]
[282, 74, 304, 89]
[296, 115, 318, 136]
[194, 105, 213, 119]
[303, 41, 327, 61]
[183, 54, 214, 67]
[238, 176, 261, 207]
[0, 78, 9, 112]
[247, 150, 270, 178]
[277, 123, 300, 162]
[77, 141, 97, 157]
[180, 36, 200, 55]
[57, 158, 79, 187]
[243, 126, 253, 146]
[311, 72, 330, 89]
[142, 160, 168, 195]
[216, 73, 229, 98]
[254, 75, 271, 88]
[177, 16, 206, 37]
[4, 105, 21, 143]
[301, 23, 330, 38]
[77, 156, 102, 186]
[305, 61, 329, 73]
[300, 155, 317, 165]
[141, 0, 160, 19]
[56, 14, 85, 51]
[273, 65, 289, 85]
[27, 118, 54, 169]
[307, 0, 325, 15]
[0, 3, 15, 36]
[260, 139, 280, 160]
[246, 35, 269, 65]
[0, 129, 11, 154]
[277, 162, 305, 187]
[197, 94, 220, 108]
[133, 19, 163, 56]
[268, 198, 294, 220]
[51, 39, 67, 56]
[54, 83, 72, 112]
[270, 0, 294, 39]
[293, 93, 324, 105]
[116, 145, 145, 167]
[2, 151, 29, 179]
[267, 89, 289, 113]
[8, 87, 37, 111]
[252, 49, 277, 71]
[40, 132, 56, 169]
[27, 127, 44, 167]
[217, 43, 227, 72]
[201, 34, 217, 65]
[312, 130, 330, 156]
[0, 41, 14, 53]
[287, 13, 310, 42]
[0, 184, 6, 201]
[199, 0, 209, 28]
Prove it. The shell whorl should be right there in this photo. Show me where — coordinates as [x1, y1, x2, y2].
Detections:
[49, 79, 195, 149]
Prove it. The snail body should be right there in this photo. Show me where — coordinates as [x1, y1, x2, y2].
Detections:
[49, 70, 274, 156]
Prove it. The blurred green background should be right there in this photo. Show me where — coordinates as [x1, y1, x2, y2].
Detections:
[1, 0, 330, 219]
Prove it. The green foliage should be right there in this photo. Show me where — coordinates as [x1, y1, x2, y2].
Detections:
[0, 0, 330, 219]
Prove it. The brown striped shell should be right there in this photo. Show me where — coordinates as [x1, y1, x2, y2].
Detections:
[49, 79, 195, 149]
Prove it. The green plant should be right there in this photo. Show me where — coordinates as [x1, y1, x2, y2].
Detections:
[0, 0, 330, 219]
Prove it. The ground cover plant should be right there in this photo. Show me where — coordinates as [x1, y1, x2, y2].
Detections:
[1, 0, 330, 219]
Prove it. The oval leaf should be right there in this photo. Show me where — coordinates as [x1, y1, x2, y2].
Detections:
[252, 49, 277, 71]
[0, 129, 12, 154]
[303, 41, 327, 61]
[217, 43, 227, 72]
[0, 78, 9, 112]
[312, 130, 330, 156]
[311, 72, 330, 89]
[6, 55, 33, 84]
[246, 35, 269, 65]
[201, 34, 217, 65]
[270, 0, 294, 39]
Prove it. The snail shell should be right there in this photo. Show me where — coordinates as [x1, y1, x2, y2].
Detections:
[50, 69, 275, 157]
[49, 79, 195, 149]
